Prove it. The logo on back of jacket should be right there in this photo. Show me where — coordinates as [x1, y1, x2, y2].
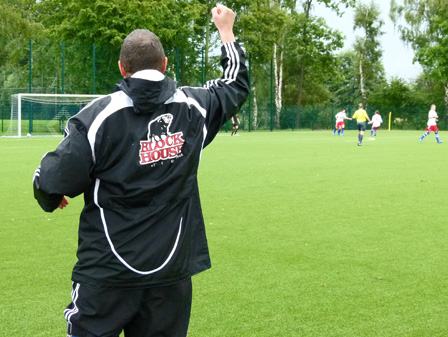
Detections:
[139, 113, 184, 165]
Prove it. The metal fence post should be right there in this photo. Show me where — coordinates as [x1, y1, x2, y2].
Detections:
[312, 105, 315, 131]
[416, 107, 419, 128]
[444, 109, 446, 131]
[270, 59, 274, 132]
[348, 106, 352, 130]
[248, 53, 252, 132]
[29, 40, 32, 93]
[92, 43, 96, 94]
[201, 49, 205, 87]
[28, 40, 33, 135]
[176, 48, 180, 86]
[292, 106, 295, 131]
[62, 41, 65, 94]
[330, 104, 334, 130]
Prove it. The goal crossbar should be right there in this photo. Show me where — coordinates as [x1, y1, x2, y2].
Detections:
[7, 93, 104, 137]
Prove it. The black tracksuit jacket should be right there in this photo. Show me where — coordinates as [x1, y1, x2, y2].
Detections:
[33, 42, 249, 288]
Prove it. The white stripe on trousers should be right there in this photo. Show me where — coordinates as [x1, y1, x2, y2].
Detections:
[64, 282, 80, 323]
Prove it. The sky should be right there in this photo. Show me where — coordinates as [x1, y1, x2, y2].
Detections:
[313, 1, 423, 81]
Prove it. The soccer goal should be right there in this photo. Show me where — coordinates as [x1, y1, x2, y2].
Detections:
[5, 94, 104, 137]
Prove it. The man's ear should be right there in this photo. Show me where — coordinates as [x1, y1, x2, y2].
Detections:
[162, 57, 168, 74]
[118, 60, 127, 78]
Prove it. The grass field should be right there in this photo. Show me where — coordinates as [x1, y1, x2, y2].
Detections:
[0, 119, 65, 137]
[1, 130, 447, 337]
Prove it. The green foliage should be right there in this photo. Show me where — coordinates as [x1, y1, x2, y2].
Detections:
[0, 0, 42, 40]
[353, 1, 386, 105]
[313, 0, 356, 15]
[284, 14, 344, 104]
[235, 1, 288, 62]
[34, 0, 193, 47]
[2, 0, 447, 120]
[327, 50, 360, 106]
[411, 72, 447, 108]
[391, 0, 448, 113]
[415, 10, 448, 81]
[353, 1, 384, 63]
[0, 0, 42, 67]
[369, 77, 411, 107]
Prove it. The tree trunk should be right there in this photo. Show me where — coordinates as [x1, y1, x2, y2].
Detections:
[445, 82, 448, 129]
[359, 56, 367, 106]
[297, 56, 305, 123]
[273, 43, 283, 129]
[296, 0, 312, 128]
[252, 84, 258, 130]
[204, 10, 212, 80]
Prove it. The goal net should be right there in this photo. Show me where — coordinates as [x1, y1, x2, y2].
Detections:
[5, 94, 104, 137]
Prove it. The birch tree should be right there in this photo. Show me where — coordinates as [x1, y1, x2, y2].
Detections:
[353, 1, 385, 106]
[295, 0, 356, 108]
[234, 1, 288, 129]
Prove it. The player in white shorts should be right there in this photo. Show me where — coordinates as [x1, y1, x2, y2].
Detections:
[369, 110, 383, 137]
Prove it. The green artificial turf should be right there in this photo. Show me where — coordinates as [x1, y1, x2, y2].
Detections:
[1, 130, 447, 336]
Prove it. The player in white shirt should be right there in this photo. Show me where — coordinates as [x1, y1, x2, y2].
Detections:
[419, 104, 443, 143]
[333, 109, 352, 136]
[369, 110, 383, 137]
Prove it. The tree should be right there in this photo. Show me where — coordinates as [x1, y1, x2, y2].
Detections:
[232, 0, 349, 129]
[353, 1, 385, 106]
[284, 13, 344, 105]
[295, 0, 356, 108]
[0, 0, 43, 99]
[327, 50, 360, 107]
[369, 77, 411, 107]
[0, 0, 42, 51]
[231, 1, 290, 129]
[26, 0, 207, 93]
[190, 0, 222, 82]
[391, 0, 448, 117]
[410, 72, 446, 108]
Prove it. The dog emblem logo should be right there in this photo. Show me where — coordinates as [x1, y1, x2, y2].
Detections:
[139, 114, 185, 165]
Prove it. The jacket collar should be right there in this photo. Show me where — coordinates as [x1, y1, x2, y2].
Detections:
[131, 69, 165, 82]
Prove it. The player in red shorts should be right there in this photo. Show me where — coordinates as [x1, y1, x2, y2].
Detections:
[333, 109, 352, 136]
[420, 104, 443, 143]
[369, 110, 383, 137]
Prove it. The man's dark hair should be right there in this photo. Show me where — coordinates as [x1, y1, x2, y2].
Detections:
[120, 29, 165, 75]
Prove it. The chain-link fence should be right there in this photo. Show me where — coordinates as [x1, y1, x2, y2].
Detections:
[1, 39, 446, 136]
[221, 103, 447, 133]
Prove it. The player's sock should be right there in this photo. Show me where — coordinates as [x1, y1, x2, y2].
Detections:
[333, 129, 336, 135]
[360, 134, 364, 143]
[337, 129, 341, 135]
[370, 130, 373, 137]
[341, 130, 344, 135]
[435, 132, 443, 143]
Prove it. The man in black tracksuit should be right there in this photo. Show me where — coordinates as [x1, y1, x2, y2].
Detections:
[33, 5, 248, 337]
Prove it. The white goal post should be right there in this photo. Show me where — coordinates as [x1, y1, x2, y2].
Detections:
[5, 93, 104, 137]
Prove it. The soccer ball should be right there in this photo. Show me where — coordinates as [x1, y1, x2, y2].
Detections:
[27, 133, 31, 137]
